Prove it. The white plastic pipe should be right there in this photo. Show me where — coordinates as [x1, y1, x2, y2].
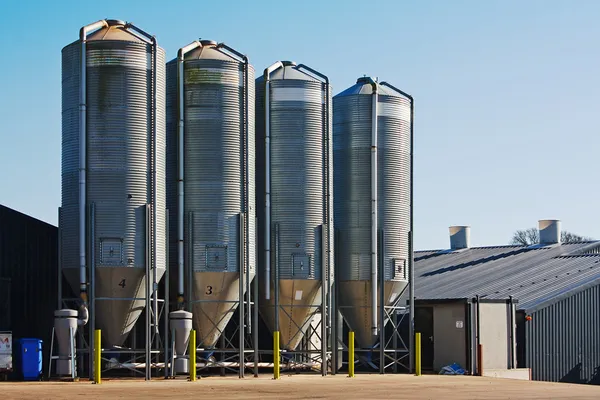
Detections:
[370, 81, 378, 337]
[177, 41, 202, 304]
[78, 20, 108, 296]
[264, 62, 283, 300]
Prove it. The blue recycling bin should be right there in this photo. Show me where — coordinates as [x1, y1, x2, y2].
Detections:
[17, 339, 42, 381]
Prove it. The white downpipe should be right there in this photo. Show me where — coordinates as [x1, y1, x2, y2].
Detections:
[79, 20, 108, 298]
[177, 41, 202, 304]
[370, 82, 378, 337]
[264, 62, 283, 300]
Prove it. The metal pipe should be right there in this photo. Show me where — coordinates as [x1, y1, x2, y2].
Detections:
[187, 212, 193, 312]
[263, 61, 284, 300]
[145, 204, 151, 380]
[509, 296, 515, 369]
[69, 326, 75, 380]
[126, 23, 155, 44]
[379, 229, 385, 373]
[89, 203, 96, 379]
[58, 207, 62, 311]
[165, 213, 170, 378]
[239, 213, 245, 378]
[151, 35, 159, 337]
[321, 224, 327, 376]
[476, 294, 481, 375]
[177, 41, 202, 307]
[324, 73, 333, 345]
[244, 55, 251, 335]
[380, 81, 414, 373]
[78, 18, 107, 313]
[370, 80, 378, 337]
[223, 45, 253, 334]
[254, 216, 259, 377]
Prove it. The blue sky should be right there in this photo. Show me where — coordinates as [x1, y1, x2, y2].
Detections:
[1, 0, 599, 250]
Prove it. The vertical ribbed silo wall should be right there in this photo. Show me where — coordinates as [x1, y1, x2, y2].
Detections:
[269, 78, 325, 280]
[525, 284, 600, 384]
[61, 25, 166, 347]
[334, 92, 410, 281]
[166, 45, 255, 347]
[333, 80, 411, 347]
[60, 42, 80, 280]
[378, 93, 411, 276]
[255, 64, 332, 350]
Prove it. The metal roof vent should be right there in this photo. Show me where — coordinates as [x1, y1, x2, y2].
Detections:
[539, 219, 561, 245]
[449, 226, 471, 249]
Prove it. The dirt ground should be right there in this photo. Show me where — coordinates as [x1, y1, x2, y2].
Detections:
[1, 374, 600, 400]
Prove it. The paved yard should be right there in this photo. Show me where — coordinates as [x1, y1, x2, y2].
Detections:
[2, 374, 600, 399]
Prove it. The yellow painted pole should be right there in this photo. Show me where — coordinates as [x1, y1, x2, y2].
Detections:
[273, 331, 280, 380]
[348, 331, 355, 378]
[415, 332, 421, 376]
[189, 330, 197, 381]
[94, 329, 101, 384]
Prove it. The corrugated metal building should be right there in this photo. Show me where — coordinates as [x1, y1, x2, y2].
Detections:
[411, 222, 600, 384]
[0, 205, 58, 366]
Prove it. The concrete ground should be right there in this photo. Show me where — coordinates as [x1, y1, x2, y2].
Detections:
[1, 374, 600, 399]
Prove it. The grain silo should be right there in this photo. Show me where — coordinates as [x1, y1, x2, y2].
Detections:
[333, 77, 412, 349]
[256, 61, 333, 353]
[60, 19, 166, 349]
[166, 40, 255, 354]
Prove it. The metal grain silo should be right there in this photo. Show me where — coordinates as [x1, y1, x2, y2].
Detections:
[60, 19, 166, 348]
[256, 62, 333, 351]
[333, 78, 412, 349]
[166, 40, 255, 350]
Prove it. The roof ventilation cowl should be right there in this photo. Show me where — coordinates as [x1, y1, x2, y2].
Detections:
[449, 226, 471, 250]
[539, 219, 561, 245]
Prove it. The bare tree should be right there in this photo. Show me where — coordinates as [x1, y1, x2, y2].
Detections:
[510, 228, 593, 245]
[511, 228, 539, 246]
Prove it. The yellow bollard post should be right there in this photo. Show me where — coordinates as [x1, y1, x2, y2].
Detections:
[415, 332, 421, 376]
[189, 330, 197, 382]
[273, 331, 280, 380]
[348, 331, 355, 378]
[94, 329, 101, 384]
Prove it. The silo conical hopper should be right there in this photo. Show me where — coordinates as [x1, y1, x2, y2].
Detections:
[333, 78, 412, 348]
[61, 19, 167, 347]
[166, 40, 255, 348]
[256, 62, 333, 351]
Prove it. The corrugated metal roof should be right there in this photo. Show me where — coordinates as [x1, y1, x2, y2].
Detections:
[409, 242, 600, 312]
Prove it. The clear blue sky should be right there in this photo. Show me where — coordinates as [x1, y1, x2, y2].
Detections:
[1, 0, 599, 250]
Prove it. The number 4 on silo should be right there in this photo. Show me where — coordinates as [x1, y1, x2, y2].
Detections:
[119, 279, 126, 288]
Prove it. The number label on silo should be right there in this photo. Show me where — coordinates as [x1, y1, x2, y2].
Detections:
[206, 286, 213, 295]
[119, 279, 126, 288]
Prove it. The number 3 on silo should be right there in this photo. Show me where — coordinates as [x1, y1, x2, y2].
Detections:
[119, 279, 126, 288]
[206, 286, 213, 295]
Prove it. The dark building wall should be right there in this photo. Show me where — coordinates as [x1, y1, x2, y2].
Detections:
[0, 278, 10, 331]
[0, 205, 58, 367]
[525, 284, 600, 384]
